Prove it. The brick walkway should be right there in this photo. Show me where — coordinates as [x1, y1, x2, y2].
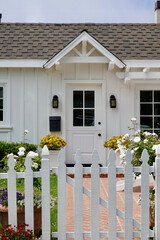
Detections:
[66, 175, 152, 240]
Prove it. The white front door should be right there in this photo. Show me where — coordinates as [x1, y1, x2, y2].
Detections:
[66, 84, 103, 164]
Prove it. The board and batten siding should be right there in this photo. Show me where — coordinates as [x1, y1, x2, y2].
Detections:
[0, 63, 135, 151]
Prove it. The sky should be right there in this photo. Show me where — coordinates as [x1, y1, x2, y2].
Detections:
[0, 0, 156, 23]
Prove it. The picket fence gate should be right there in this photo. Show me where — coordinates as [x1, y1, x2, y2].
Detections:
[1, 145, 160, 239]
[52, 146, 160, 240]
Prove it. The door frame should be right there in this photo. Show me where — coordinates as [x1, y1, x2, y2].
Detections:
[62, 79, 107, 165]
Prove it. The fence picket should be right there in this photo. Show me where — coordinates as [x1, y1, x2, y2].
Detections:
[58, 149, 66, 240]
[108, 150, 116, 240]
[74, 149, 83, 240]
[7, 155, 17, 227]
[41, 146, 50, 240]
[24, 155, 34, 231]
[124, 150, 133, 239]
[141, 149, 149, 240]
[155, 144, 160, 239]
[91, 149, 100, 240]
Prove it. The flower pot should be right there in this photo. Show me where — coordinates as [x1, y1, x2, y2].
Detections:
[49, 150, 60, 169]
[0, 205, 42, 235]
[149, 206, 155, 227]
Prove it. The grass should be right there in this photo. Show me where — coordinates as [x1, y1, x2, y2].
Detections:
[0, 174, 58, 234]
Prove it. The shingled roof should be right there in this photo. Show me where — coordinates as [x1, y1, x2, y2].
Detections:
[0, 23, 160, 60]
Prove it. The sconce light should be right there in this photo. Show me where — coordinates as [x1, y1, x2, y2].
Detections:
[52, 95, 58, 108]
[110, 95, 116, 108]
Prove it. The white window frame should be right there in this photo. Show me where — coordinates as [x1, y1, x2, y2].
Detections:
[0, 79, 12, 132]
[135, 84, 160, 133]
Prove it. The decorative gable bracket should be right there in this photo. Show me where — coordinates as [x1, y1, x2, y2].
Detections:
[43, 31, 125, 69]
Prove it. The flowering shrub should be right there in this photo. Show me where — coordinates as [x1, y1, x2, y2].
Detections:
[0, 224, 39, 239]
[117, 130, 160, 166]
[39, 134, 67, 150]
[104, 136, 122, 150]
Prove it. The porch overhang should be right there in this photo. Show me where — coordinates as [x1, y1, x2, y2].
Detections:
[43, 31, 126, 69]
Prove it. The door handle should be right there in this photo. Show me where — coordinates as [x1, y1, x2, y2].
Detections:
[98, 133, 101, 137]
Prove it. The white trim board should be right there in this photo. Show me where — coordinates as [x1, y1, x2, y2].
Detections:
[43, 31, 125, 69]
[0, 60, 47, 68]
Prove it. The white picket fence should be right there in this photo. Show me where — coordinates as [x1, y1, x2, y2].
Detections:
[52, 146, 160, 240]
[0, 146, 50, 240]
[1, 145, 160, 239]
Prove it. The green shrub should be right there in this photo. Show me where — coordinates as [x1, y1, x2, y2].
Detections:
[0, 141, 37, 161]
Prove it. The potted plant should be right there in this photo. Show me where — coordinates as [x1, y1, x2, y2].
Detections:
[39, 134, 67, 169]
[104, 136, 122, 165]
[0, 188, 42, 235]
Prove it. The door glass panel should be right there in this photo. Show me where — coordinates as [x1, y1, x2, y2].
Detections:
[0, 99, 3, 110]
[85, 109, 94, 126]
[85, 91, 94, 108]
[73, 91, 83, 108]
[140, 91, 152, 102]
[154, 104, 160, 115]
[73, 109, 83, 126]
[154, 91, 160, 102]
[140, 104, 152, 115]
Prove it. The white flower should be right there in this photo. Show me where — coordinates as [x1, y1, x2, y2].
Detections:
[28, 151, 38, 158]
[133, 137, 141, 143]
[135, 129, 140, 135]
[144, 139, 148, 143]
[120, 153, 125, 159]
[7, 153, 13, 158]
[143, 131, 151, 137]
[131, 117, 137, 122]
[24, 130, 29, 135]
[123, 133, 130, 140]
[115, 148, 120, 153]
[134, 147, 139, 151]
[32, 162, 38, 169]
[152, 132, 158, 137]
[18, 147, 25, 152]
[131, 150, 135, 154]
[152, 145, 158, 151]
[18, 151, 25, 156]
[14, 155, 18, 159]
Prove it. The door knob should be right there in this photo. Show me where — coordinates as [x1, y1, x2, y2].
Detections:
[98, 133, 101, 137]
[98, 122, 101, 125]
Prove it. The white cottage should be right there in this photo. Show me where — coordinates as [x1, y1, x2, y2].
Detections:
[0, 2, 160, 165]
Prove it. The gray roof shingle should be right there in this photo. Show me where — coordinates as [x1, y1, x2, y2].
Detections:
[0, 23, 160, 60]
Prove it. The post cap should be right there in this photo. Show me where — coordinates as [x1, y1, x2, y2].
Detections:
[155, 1, 160, 11]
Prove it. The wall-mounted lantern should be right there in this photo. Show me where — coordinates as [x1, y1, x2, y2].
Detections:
[52, 95, 58, 108]
[110, 95, 116, 108]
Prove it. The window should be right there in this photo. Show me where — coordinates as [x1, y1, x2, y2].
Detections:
[140, 90, 160, 135]
[0, 87, 3, 121]
[73, 90, 95, 127]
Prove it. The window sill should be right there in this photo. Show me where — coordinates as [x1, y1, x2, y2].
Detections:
[0, 126, 12, 132]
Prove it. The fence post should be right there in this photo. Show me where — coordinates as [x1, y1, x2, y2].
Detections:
[7, 155, 17, 227]
[41, 145, 50, 240]
[155, 144, 160, 239]
[24, 155, 34, 231]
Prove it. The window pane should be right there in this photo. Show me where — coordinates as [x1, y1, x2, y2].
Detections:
[0, 111, 3, 121]
[140, 91, 152, 102]
[154, 130, 160, 136]
[154, 104, 160, 115]
[0, 99, 3, 110]
[140, 104, 152, 115]
[140, 117, 153, 129]
[0, 87, 3, 98]
[73, 109, 83, 126]
[154, 117, 160, 128]
[85, 91, 94, 108]
[73, 91, 83, 108]
[154, 91, 160, 102]
[85, 109, 94, 126]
